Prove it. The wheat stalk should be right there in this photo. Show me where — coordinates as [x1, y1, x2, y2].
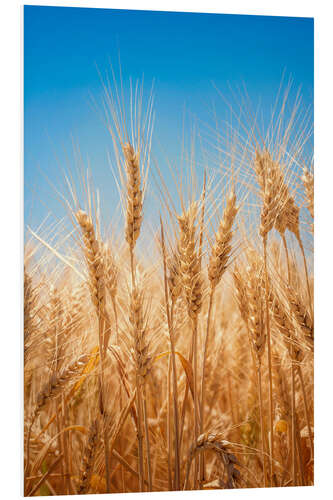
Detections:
[184, 432, 241, 490]
[234, 254, 267, 486]
[177, 201, 203, 486]
[77, 419, 99, 494]
[123, 143, 143, 252]
[200, 187, 238, 483]
[75, 209, 111, 492]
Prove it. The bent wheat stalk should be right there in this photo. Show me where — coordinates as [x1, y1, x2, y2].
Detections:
[184, 432, 241, 490]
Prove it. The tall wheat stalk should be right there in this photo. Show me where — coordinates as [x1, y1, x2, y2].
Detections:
[177, 202, 203, 487]
[259, 191, 276, 485]
[235, 255, 267, 487]
[75, 210, 111, 493]
[199, 187, 238, 484]
[122, 141, 153, 491]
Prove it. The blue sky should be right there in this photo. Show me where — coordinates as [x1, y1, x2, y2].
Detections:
[24, 6, 313, 232]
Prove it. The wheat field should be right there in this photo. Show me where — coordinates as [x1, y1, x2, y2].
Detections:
[24, 79, 314, 496]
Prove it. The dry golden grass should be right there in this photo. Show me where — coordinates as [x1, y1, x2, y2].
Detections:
[24, 80, 314, 495]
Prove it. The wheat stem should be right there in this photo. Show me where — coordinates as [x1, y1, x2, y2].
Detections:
[166, 354, 173, 490]
[160, 218, 181, 489]
[143, 391, 152, 491]
[297, 365, 314, 459]
[263, 237, 274, 485]
[257, 362, 267, 487]
[291, 357, 297, 486]
[199, 290, 214, 438]
[280, 232, 298, 485]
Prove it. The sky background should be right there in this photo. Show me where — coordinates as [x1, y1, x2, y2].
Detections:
[24, 5, 314, 235]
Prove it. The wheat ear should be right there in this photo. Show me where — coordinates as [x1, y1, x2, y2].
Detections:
[123, 142, 143, 252]
[77, 419, 99, 494]
[207, 189, 238, 289]
[201, 188, 238, 480]
[258, 151, 312, 319]
[177, 202, 203, 320]
[177, 202, 202, 486]
[25, 354, 87, 480]
[101, 241, 119, 344]
[160, 218, 181, 490]
[75, 210, 106, 316]
[34, 355, 88, 419]
[24, 269, 37, 361]
[287, 287, 314, 351]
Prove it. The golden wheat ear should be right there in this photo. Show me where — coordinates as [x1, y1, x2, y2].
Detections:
[34, 355, 88, 419]
[287, 286, 314, 350]
[208, 188, 238, 289]
[75, 210, 106, 314]
[177, 202, 203, 319]
[122, 143, 143, 249]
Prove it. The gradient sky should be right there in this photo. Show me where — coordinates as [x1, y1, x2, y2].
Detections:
[24, 5, 314, 231]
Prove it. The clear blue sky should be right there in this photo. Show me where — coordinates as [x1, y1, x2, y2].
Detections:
[24, 5, 313, 231]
